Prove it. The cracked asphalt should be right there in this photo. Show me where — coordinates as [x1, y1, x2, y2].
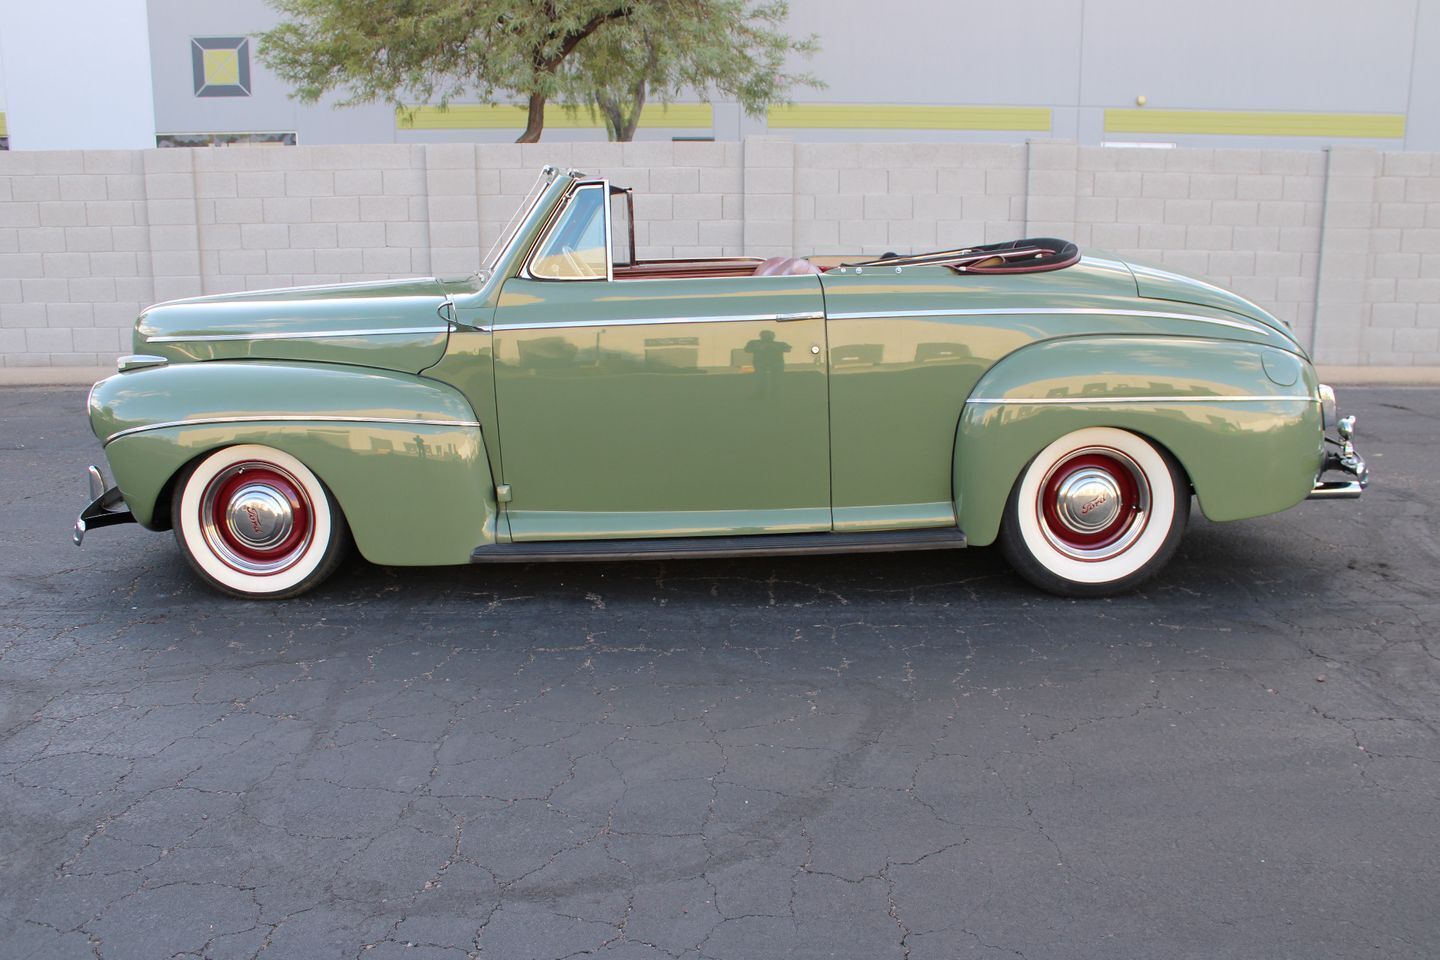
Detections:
[2, 385, 1438, 960]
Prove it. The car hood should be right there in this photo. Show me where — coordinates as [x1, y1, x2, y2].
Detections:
[1125, 260, 1303, 351]
[133, 277, 454, 373]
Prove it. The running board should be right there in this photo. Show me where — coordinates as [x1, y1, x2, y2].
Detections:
[471, 527, 967, 563]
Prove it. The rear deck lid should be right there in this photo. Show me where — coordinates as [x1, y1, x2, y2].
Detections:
[1127, 261, 1299, 345]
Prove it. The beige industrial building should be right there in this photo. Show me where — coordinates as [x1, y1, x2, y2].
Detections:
[2, 0, 1439, 151]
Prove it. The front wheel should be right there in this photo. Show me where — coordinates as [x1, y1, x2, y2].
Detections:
[172, 445, 349, 599]
[1000, 427, 1189, 597]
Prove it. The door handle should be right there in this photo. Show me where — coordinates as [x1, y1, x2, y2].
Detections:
[773, 311, 825, 322]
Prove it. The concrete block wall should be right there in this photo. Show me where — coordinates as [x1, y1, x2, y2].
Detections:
[2, 139, 1439, 376]
[783, 141, 1333, 353]
[0, 151, 153, 367]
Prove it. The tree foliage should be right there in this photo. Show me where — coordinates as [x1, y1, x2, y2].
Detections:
[258, 0, 819, 143]
[560, 2, 820, 141]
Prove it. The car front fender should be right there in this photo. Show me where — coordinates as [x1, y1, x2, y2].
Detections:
[953, 336, 1324, 547]
[89, 361, 497, 565]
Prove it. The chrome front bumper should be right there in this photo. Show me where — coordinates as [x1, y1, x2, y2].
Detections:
[73, 465, 136, 545]
[1308, 414, 1368, 500]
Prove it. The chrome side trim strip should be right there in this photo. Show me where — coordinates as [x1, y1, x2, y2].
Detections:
[492, 312, 821, 332]
[826, 306, 1260, 331]
[154, 277, 445, 309]
[496, 307, 1245, 332]
[104, 415, 481, 445]
[146, 326, 452, 343]
[968, 395, 1314, 405]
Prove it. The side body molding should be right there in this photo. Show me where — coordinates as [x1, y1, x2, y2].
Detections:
[89, 361, 497, 565]
[953, 336, 1324, 547]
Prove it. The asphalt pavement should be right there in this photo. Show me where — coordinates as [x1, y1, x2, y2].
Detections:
[2, 385, 1438, 960]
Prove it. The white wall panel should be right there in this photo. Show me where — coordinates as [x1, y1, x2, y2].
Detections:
[0, 0, 156, 149]
[1079, 0, 1417, 112]
[785, 0, 1082, 105]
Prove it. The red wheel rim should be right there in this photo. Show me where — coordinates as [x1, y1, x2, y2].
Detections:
[198, 461, 314, 575]
[1036, 447, 1151, 561]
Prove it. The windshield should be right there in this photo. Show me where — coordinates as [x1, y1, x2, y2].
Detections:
[529, 184, 608, 279]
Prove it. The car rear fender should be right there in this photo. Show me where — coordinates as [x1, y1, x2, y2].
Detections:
[88, 361, 497, 565]
[953, 336, 1324, 547]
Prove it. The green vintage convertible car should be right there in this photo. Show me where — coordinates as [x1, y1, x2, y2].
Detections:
[77, 165, 1367, 598]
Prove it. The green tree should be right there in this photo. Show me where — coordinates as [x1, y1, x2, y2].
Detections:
[561, 1, 820, 142]
[258, 0, 819, 144]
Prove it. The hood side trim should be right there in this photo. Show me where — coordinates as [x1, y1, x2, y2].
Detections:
[104, 414, 481, 446]
[151, 275, 449, 309]
[147, 325, 451, 344]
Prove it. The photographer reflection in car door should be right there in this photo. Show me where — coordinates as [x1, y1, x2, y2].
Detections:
[745, 329, 791, 401]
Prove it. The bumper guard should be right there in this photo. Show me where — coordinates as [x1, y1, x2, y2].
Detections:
[73, 465, 136, 545]
[1308, 415, 1368, 500]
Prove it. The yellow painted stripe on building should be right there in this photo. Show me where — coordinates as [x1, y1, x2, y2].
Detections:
[1104, 108, 1405, 139]
[766, 104, 1051, 131]
[0, 112, 7, 137]
[397, 102, 712, 130]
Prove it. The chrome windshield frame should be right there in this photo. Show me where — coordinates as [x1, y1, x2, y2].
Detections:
[519, 178, 614, 283]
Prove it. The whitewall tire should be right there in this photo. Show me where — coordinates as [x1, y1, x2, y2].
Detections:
[172, 445, 349, 599]
[1000, 427, 1188, 597]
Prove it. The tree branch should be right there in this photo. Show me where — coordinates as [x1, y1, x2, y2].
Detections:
[539, 5, 633, 72]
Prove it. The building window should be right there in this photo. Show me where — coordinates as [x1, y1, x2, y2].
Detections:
[157, 132, 297, 148]
[191, 37, 251, 98]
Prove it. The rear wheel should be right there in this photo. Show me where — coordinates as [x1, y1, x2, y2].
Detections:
[172, 445, 349, 599]
[1000, 427, 1188, 597]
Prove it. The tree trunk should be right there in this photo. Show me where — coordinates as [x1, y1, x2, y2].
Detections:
[619, 79, 645, 142]
[519, 6, 634, 144]
[612, 44, 655, 142]
[597, 95, 623, 141]
[597, 78, 646, 142]
[517, 92, 546, 143]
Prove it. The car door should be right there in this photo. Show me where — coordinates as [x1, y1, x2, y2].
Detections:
[492, 180, 831, 541]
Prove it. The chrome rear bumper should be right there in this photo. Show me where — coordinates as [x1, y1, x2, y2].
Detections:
[1307, 414, 1368, 501]
[73, 465, 136, 545]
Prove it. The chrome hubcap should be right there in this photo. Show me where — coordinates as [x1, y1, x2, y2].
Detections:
[1052, 469, 1123, 534]
[224, 484, 295, 550]
[1037, 446, 1152, 562]
[198, 461, 314, 575]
